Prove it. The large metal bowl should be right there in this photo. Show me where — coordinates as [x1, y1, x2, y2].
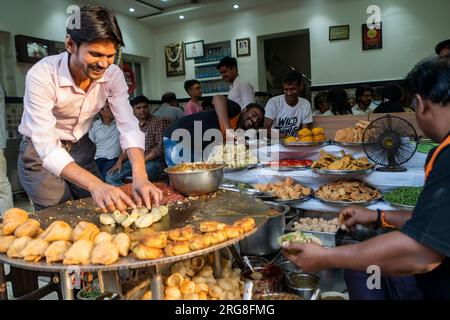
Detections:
[164, 162, 225, 196]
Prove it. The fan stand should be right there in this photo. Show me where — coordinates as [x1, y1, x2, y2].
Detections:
[376, 166, 407, 172]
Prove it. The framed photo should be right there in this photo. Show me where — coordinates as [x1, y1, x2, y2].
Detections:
[184, 40, 204, 60]
[362, 22, 383, 50]
[164, 42, 185, 77]
[15, 35, 56, 64]
[236, 38, 251, 57]
[329, 25, 350, 41]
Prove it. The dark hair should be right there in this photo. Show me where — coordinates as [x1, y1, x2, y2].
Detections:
[405, 56, 450, 106]
[327, 88, 352, 115]
[282, 71, 303, 86]
[201, 97, 214, 111]
[67, 5, 124, 47]
[314, 92, 328, 109]
[184, 79, 200, 93]
[435, 39, 450, 55]
[161, 92, 177, 104]
[216, 56, 237, 70]
[373, 84, 404, 113]
[244, 103, 265, 116]
[130, 95, 149, 107]
[355, 85, 374, 102]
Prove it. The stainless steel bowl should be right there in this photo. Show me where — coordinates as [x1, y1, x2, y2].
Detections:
[285, 272, 320, 300]
[164, 163, 225, 196]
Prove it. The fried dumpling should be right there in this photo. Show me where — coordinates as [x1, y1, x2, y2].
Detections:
[7, 236, 32, 258]
[93, 232, 113, 245]
[20, 238, 49, 262]
[0, 235, 16, 253]
[2, 208, 29, 235]
[40, 221, 73, 242]
[91, 241, 119, 265]
[112, 233, 131, 257]
[0, 224, 4, 236]
[132, 243, 164, 260]
[44, 240, 72, 263]
[14, 219, 41, 238]
[63, 240, 94, 265]
[72, 221, 100, 242]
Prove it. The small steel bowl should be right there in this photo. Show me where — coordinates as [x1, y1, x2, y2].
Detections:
[164, 162, 225, 196]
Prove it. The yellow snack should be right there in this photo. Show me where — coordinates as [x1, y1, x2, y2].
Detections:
[299, 136, 313, 142]
[311, 127, 324, 136]
[298, 128, 312, 138]
[313, 134, 326, 142]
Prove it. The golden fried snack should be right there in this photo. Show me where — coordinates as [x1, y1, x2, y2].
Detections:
[0, 235, 16, 253]
[191, 256, 206, 270]
[194, 283, 209, 294]
[63, 240, 94, 265]
[207, 230, 227, 245]
[188, 234, 211, 251]
[40, 221, 73, 242]
[192, 276, 207, 285]
[112, 210, 128, 224]
[170, 263, 187, 277]
[14, 219, 40, 238]
[183, 293, 199, 300]
[164, 241, 190, 256]
[198, 265, 214, 278]
[142, 232, 167, 249]
[7, 236, 32, 258]
[224, 226, 243, 239]
[141, 290, 152, 300]
[166, 272, 184, 287]
[132, 243, 164, 260]
[208, 285, 223, 299]
[198, 292, 208, 300]
[168, 226, 194, 241]
[0, 224, 3, 236]
[91, 241, 119, 265]
[20, 238, 49, 262]
[2, 208, 29, 236]
[233, 217, 256, 233]
[180, 279, 195, 295]
[72, 221, 100, 242]
[199, 221, 226, 233]
[45, 240, 72, 263]
[217, 278, 234, 291]
[112, 233, 131, 257]
[165, 286, 181, 300]
[93, 232, 113, 245]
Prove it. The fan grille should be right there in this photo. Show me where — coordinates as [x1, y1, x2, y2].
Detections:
[363, 115, 418, 167]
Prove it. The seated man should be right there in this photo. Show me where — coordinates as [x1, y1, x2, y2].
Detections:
[184, 80, 203, 115]
[89, 102, 121, 181]
[264, 71, 313, 137]
[163, 96, 264, 166]
[352, 85, 377, 115]
[313, 91, 333, 116]
[106, 96, 165, 186]
[154, 92, 184, 122]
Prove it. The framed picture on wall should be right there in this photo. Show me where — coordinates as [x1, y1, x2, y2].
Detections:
[329, 25, 350, 41]
[362, 22, 383, 50]
[184, 40, 204, 60]
[236, 38, 251, 57]
[164, 42, 185, 77]
[15, 35, 56, 64]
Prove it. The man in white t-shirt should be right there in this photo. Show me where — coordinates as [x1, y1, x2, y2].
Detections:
[217, 56, 254, 109]
[264, 71, 313, 137]
[352, 85, 377, 115]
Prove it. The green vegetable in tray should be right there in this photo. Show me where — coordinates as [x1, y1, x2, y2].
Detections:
[384, 187, 423, 207]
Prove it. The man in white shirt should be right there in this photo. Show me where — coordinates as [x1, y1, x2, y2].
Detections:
[216, 56, 254, 109]
[264, 71, 313, 137]
[313, 91, 333, 116]
[18, 5, 162, 212]
[89, 102, 121, 181]
[0, 83, 13, 216]
[352, 85, 377, 115]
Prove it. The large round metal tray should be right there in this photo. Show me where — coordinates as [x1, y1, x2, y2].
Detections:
[315, 196, 381, 207]
[384, 201, 415, 211]
[224, 164, 257, 173]
[281, 140, 331, 147]
[332, 141, 366, 147]
[265, 165, 311, 172]
[0, 191, 271, 272]
[272, 194, 313, 205]
[312, 167, 374, 176]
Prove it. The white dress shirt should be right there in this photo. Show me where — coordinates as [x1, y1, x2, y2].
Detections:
[352, 103, 377, 115]
[228, 76, 255, 109]
[89, 119, 121, 160]
[19, 52, 144, 177]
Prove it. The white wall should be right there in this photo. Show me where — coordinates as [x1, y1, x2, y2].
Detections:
[0, 0, 156, 96]
[152, 0, 450, 98]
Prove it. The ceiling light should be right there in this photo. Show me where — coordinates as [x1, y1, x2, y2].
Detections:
[179, 15, 185, 20]
[233, 4, 239, 9]
[129, 8, 135, 12]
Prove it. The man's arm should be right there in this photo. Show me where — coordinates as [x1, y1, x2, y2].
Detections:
[212, 95, 232, 130]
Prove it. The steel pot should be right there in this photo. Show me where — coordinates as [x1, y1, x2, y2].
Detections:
[285, 272, 320, 300]
[239, 201, 289, 256]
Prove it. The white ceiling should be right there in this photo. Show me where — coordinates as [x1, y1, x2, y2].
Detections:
[77, 0, 282, 27]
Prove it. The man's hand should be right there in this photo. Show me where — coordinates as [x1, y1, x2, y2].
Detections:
[282, 243, 330, 273]
[132, 177, 164, 209]
[89, 181, 136, 213]
[107, 159, 123, 175]
[339, 206, 377, 231]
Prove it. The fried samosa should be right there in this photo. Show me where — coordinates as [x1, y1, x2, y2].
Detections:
[7, 236, 32, 258]
[72, 221, 100, 242]
[14, 219, 41, 238]
[45, 240, 72, 263]
[2, 208, 29, 235]
[112, 233, 130, 257]
[63, 240, 94, 265]
[91, 241, 119, 265]
[0, 235, 16, 253]
[20, 238, 49, 262]
[40, 221, 73, 242]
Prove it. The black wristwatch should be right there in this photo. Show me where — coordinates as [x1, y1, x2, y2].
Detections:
[374, 209, 382, 230]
